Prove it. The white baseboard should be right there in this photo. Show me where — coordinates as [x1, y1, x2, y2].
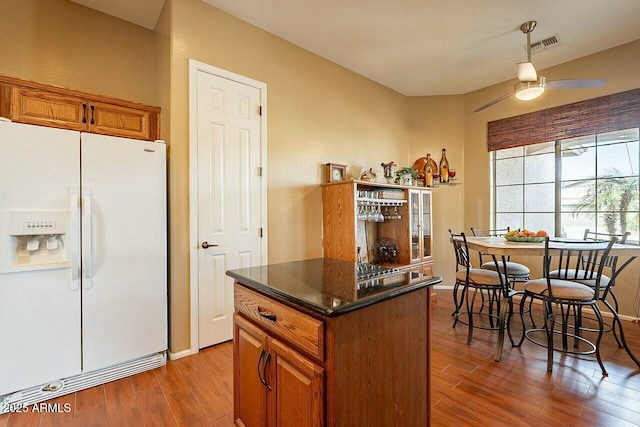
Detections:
[168, 349, 194, 360]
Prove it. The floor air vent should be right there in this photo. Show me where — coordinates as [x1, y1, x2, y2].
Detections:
[0, 352, 166, 414]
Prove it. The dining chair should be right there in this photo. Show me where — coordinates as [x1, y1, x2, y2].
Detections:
[549, 229, 639, 366]
[449, 230, 516, 362]
[470, 227, 531, 288]
[517, 237, 616, 376]
[581, 229, 630, 313]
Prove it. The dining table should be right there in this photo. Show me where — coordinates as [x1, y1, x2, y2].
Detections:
[458, 235, 640, 367]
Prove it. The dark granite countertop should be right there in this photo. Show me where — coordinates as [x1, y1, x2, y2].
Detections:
[226, 258, 442, 317]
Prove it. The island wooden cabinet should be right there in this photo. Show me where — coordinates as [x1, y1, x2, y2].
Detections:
[232, 279, 430, 426]
[0, 74, 160, 141]
[234, 315, 324, 427]
[322, 180, 434, 282]
[234, 287, 324, 427]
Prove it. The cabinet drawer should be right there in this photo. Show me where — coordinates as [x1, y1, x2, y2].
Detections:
[234, 284, 325, 361]
[407, 262, 434, 284]
[422, 262, 433, 279]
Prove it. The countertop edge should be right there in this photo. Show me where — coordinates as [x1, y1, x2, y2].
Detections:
[227, 269, 442, 317]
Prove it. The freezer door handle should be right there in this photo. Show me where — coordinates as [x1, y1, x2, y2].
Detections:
[82, 187, 94, 288]
[70, 187, 81, 290]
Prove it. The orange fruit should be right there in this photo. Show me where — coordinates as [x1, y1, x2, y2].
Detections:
[535, 230, 548, 237]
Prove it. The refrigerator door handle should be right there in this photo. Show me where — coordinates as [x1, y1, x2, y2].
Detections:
[82, 187, 94, 288]
[70, 187, 81, 290]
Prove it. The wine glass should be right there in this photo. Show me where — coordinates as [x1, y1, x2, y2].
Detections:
[449, 169, 457, 179]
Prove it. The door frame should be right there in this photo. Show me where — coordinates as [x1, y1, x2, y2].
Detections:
[188, 59, 268, 355]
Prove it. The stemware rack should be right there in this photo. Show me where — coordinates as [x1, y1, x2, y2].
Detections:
[322, 179, 434, 284]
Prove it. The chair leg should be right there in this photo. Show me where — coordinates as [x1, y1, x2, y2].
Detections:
[544, 302, 555, 373]
[451, 281, 459, 316]
[592, 305, 608, 377]
[452, 281, 465, 326]
[494, 294, 511, 362]
[466, 287, 478, 345]
[516, 293, 529, 347]
[506, 297, 515, 346]
[574, 305, 582, 350]
[527, 296, 537, 329]
[604, 292, 624, 348]
[602, 299, 640, 368]
[560, 304, 569, 351]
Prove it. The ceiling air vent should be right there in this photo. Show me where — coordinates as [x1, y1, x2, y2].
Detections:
[527, 35, 560, 54]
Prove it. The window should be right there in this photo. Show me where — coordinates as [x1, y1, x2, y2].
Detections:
[492, 128, 640, 243]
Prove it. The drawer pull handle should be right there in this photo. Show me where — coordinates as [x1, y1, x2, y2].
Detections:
[82, 103, 87, 124]
[257, 348, 267, 386]
[263, 352, 272, 391]
[257, 306, 277, 322]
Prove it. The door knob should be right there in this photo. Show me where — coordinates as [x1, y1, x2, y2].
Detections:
[201, 241, 218, 249]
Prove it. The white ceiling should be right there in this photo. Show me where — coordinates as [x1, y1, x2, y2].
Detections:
[70, 0, 166, 31]
[71, 0, 640, 96]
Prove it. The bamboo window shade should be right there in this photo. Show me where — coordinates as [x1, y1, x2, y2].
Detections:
[486, 88, 640, 152]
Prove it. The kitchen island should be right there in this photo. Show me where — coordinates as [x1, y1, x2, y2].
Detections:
[227, 258, 442, 427]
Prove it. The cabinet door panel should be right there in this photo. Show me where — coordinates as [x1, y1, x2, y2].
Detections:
[268, 338, 324, 427]
[234, 315, 268, 427]
[89, 101, 153, 141]
[409, 190, 421, 263]
[10, 86, 87, 131]
[421, 190, 432, 259]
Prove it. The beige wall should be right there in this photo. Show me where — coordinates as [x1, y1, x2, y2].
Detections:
[0, 0, 158, 105]
[462, 39, 640, 317]
[168, 0, 411, 351]
[407, 96, 465, 286]
[2, 0, 639, 353]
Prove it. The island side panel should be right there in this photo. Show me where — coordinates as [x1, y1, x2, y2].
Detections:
[325, 287, 430, 426]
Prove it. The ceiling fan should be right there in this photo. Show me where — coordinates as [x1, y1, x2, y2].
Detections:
[474, 21, 606, 112]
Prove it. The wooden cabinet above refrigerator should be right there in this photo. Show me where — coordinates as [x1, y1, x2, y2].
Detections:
[0, 74, 160, 141]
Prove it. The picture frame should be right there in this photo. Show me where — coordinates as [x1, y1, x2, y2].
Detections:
[325, 163, 347, 183]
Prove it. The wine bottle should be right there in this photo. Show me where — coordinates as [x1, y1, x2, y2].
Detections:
[439, 148, 449, 183]
[424, 153, 433, 187]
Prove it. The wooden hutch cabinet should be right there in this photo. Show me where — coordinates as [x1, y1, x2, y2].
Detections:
[322, 180, 434, 282]
[0, 74, 160, 141]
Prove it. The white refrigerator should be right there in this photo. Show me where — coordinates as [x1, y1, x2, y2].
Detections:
[0, 120, 167, 402]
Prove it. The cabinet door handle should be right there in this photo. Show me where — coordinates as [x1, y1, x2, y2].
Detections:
[82, 103, 87, 124]
[90, 105, 95, 125]
[257, 306, 277, 322]
[257, 348, 267, 387]
[262, 352, 272, 391]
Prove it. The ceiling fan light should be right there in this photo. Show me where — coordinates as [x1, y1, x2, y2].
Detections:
[516, 62, 538, 81]
[515, 77, 546, 101]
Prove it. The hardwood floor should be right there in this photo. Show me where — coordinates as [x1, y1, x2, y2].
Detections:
[2, 292, 639, 426]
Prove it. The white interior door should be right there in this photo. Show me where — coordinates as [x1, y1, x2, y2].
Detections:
[81, 133, 167, 372]
[195, 68, 265, 348]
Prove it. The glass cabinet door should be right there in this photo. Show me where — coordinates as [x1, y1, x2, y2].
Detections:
[421, 191, 431, 259]
[410, 190, 420, 263]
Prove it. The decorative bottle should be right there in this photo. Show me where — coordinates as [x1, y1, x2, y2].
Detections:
[439, 148, 449, 183]
[424, 153, 433, 188]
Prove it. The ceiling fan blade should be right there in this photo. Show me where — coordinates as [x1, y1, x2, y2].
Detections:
[545, 79, 607, 89]
[517, 62, 537, 82]
[473, 92, 513, 112]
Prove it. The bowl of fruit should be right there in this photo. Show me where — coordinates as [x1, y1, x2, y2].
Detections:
[504, 229, 548, 243]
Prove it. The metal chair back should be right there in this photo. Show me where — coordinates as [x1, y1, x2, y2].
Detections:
[542, 237, 616, 301]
